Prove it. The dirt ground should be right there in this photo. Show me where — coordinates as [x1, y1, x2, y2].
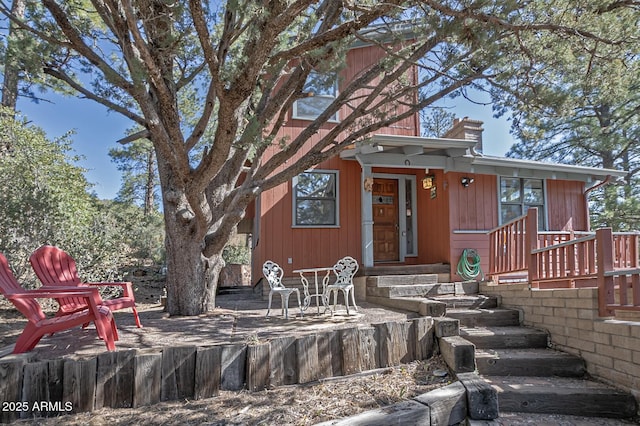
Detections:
[1, 268, 453, 425]
[2, 269, 428, 360]
[9, 360, 451, 425]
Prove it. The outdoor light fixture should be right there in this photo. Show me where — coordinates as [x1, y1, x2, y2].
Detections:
[422, 174, 435, 190]
[461, 177, 475, 187]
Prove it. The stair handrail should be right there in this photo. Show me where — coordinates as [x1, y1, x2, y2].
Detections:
[487, 208, 538, 279]
[530, 234, 596, 254]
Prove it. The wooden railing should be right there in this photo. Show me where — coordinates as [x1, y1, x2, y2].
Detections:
[488, 212, 534, 276]
[613, 232, 639, 269]
[487, 208, 640, 316]
[488, 209, 578, 278]
[530, 233, 597, 288]
[596, 227, 640, 316]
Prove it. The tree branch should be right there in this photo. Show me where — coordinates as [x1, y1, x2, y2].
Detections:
[42, 0, 136, 91]
[42, 66, 145, 126]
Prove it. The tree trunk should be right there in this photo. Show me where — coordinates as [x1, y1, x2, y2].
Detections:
[599, 150, 622, 231]
[158, 156, 225, 316]
[164, 221, 223, 316]
[144, 149, 155, 216]
[1, 0, 25, 113]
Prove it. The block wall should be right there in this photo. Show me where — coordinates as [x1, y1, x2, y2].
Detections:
[480, 282, 640, 402]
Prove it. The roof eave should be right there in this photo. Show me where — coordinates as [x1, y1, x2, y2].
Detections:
[370, 134, 477, 150]
[469, 156, 627, 180]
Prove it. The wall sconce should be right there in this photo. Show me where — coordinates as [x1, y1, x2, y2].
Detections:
[461, 177, 475, 187]
[422, 174, 435, 190]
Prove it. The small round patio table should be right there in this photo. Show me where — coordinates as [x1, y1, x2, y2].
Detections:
[292, 267, 333, 314]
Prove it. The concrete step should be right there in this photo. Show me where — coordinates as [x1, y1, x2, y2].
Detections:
[483, 375, 638, 418]
[363, 263, 450, 277]
[367, 283, 454, 298]
[367, 281, 481, 297]
[460, 326, 548, 349]
[367, 274, 440, 287]
[448, 294, 638, 422]
[475, 348, 585, 377]
[366, 296, 446, 317]
[430, 295, 498, 309]
[446, 308, 520, 327]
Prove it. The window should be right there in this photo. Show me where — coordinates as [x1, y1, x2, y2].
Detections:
[293, 171, 339, 226]
[404, 177, 417, 256]
[292, 72, 338, 121]
[500, 177, 545, 229]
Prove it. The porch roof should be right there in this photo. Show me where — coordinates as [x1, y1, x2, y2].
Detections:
[340, 134, 627, 183]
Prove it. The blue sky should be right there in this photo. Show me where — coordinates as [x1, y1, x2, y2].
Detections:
[17, 91, 515, 200]
[18, 94, 131, 200]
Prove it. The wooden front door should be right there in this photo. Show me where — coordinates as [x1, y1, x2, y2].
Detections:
[373, 179, 399, 262]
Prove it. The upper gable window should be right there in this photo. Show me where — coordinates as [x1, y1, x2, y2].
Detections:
[293, 72, 339, 122]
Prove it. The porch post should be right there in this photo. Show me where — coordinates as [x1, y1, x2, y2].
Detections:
[596, 227, 615, 317]
[361, 166, 374, 267]
[526, 208, 539, 288]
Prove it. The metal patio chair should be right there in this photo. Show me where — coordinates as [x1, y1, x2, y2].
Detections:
[325, 256, 359, 316]
[263, 260, 303, 319]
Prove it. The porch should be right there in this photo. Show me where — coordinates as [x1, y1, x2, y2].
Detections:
[487, 207, 640, 317]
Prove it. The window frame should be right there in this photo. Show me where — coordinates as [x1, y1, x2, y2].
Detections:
[402, 175, 418, 257]
[498, 176, 547, 230]
[292, 72, 339, 122]
[292, 170, 340, 228]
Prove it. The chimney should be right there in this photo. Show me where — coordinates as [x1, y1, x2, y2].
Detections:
[443, 117, 483, 153]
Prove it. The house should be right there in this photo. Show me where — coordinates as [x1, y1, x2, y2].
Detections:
[250, 40, 626, 290]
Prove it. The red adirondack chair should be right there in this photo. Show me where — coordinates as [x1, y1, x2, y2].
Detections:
[0, 253, 118, 354]
[29, 245, 142, 328]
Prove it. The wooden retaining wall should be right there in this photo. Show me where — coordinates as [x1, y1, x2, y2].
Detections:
[0, 318, 435, 423]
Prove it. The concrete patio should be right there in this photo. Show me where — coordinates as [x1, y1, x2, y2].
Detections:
[1, 290, 419, 361]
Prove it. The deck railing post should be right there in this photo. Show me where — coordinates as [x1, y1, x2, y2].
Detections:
[488, 229, 496, 278]
[526, 208, 539, 288]
[596, 227, 615, 317]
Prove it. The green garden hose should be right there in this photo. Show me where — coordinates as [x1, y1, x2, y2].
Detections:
[457, 248, 484, 281]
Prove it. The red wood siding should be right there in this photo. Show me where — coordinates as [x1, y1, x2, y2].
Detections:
[343, 45, 419, 137]
[251, 45, 592, 282]
[444, 176, 588, 280]
[546, 180, 588, 231]
[253, 157, 362, 280]
[419, 169, 450, 264]
[254, 44, 421, 281]
[445, 172, 498, 280]
[447, 172, 499, 231]
[285, 45, 418, 137]
[450, 233, 490, 281]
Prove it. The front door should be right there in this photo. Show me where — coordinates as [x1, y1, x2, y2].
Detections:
[373, 179, 399, 262]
